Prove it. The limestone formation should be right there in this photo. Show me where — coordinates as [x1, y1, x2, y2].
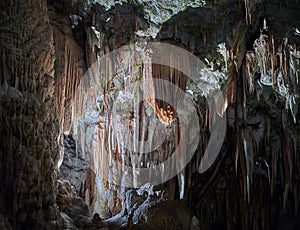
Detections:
[0, 0, 300, 229]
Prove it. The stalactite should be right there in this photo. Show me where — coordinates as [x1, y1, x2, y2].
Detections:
[66, 1, 300, 228]
[146, 43, 188, 124]
[49, 4, 86, 134]
[244, 0, 250, 24]
[246, 21, 300, 124]
[245, 51, 256, 93]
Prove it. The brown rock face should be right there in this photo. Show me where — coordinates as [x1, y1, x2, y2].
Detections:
[0, 0, 61, 229]
[48, 2, 86, 135]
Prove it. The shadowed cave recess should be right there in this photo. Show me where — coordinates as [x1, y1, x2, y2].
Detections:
[1, 0, 300, 229]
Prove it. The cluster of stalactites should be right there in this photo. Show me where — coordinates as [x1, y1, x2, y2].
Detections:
[245, 20, 299, 122]
[143, 59, 188, 124]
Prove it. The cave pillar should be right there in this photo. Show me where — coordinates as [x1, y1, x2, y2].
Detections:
[0, 0, 61, 228]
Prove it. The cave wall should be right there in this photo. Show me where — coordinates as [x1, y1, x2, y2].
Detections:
[156, 0, 300, 229]
[80, 3, 151, 218]
[0, 0, 300, 229]
[0, 0, 61, 228]
[55, 0, 300, 228]
[48, 1, 86, 135]
[0, 0, 90, 228]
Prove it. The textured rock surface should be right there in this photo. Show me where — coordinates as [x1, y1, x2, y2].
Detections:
[60, 212, 77, 229]
[105, 185, 194, 230]
[48, 1, 86, 135]
[0, 0, 300, 229]
[57, 180, 78, 212]
[73, 2, 151, 219]
[72, 0, 300, 229]
[157, 1, 300, 229]
[57, 180, 104, 229]
[0, 0, 61, 228]
[0, 214, 12, 230]
[60, 134, 90, 194]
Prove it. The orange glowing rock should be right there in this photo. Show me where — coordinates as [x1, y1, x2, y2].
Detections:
[154, 102, 175, 123]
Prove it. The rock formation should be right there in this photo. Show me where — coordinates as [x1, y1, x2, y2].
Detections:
[0, 0, 61, 228]
[0, 0, 300, 229]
